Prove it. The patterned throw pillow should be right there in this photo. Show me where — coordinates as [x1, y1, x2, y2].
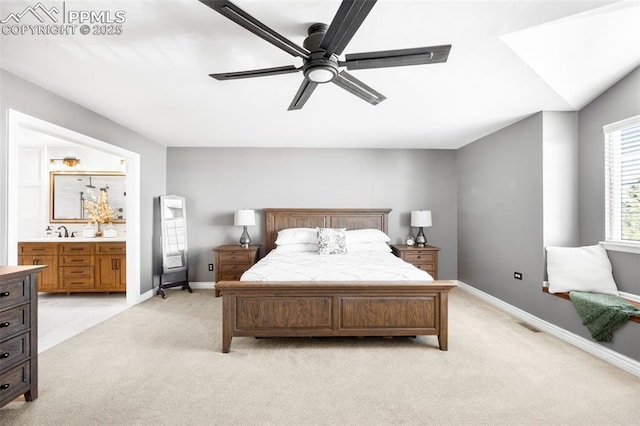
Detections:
[317, 228, 347, 255]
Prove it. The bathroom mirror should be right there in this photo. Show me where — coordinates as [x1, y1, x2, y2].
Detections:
[50, 171, 126, 223]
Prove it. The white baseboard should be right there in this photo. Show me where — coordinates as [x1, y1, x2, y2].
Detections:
[456, 281, 640, 378]
[190, 281, 215, 290]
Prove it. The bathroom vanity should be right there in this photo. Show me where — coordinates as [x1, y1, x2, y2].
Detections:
[17, 239, 125, 293]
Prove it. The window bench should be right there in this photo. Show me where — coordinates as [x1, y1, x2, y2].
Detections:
[542, 286, 640, 324]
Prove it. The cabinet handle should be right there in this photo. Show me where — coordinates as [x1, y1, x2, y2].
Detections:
[116, 259, 121, 270]
[0, 352, 9, 359]
[0, 383, 9, 390]
[0, 291, 9, 297]
[0, 322, 10, 328]
[111, 259, 116, 270]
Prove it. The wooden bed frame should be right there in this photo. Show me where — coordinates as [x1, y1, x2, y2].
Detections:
[216, 208, 456, 353]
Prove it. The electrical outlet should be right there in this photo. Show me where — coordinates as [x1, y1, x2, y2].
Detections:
[208, 264, 214, 271]
[514, 272, 523, 280]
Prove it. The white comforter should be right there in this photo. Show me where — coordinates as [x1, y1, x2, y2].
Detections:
[241, 250, 434, 281]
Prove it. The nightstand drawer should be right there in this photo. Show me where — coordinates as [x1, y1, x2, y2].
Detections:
[219, 273, 243, 281]
[220, 264, 250, 274]
[413, 263, 436, 273]
[403, 252, 435, 263]
[219, 251, 253, 264]
[0, 305, 29, 339]
[0, 332, 30, 369]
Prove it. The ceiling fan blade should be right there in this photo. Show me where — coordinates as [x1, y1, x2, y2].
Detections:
[320, 0, 377, 58]
[210, 65, 301, 80]
[199, 0, 310, 59]
[332, 71, 386, 106]
[288, 78, 319, 111]
[343, 45, 452, 70]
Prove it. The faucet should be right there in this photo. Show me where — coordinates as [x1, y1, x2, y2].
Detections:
[57, 225, 69, 238]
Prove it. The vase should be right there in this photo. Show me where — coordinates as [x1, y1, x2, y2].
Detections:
[95, 222, 103, 237]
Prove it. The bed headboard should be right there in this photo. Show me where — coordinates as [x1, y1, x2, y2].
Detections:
[264, 208, 391, 252]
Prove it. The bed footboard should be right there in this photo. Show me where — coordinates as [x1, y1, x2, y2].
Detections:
[217, 280, 456, 352]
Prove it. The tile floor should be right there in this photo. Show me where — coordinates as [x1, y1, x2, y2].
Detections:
[38, 292, 129, 353]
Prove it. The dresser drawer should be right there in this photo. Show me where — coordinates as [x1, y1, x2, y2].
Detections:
[18, 243, 56, 256]
[0, 305, 30, 339]
[59, 266, 94, 279]
[96, 243, 125, 255]
[60, 255, 94, 267]
[0, 332, 29, 370]
[403, 252, 435, 263]
[60, 243, 94, 255]
[219, 251, 253, 264]
[58, 276, 93, 290]
[0, 361, 31, 406]
[0, 277, 30, 310]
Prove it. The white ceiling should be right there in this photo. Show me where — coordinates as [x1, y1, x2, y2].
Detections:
[1, 0, 639, 149]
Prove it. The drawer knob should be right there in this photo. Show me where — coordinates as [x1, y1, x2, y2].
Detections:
[0, 383, 9, 390]
[0, 352, 9, 359]
[0, 322, 10, 328]
[0, 291, 9, 297]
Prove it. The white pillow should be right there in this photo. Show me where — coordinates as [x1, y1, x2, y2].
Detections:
[274, 243, 318, 253]
[317, 228, 347, 255]
[347, 242, 392, 253]
[275, 228, 318, 245]
[546, 244, 618, 295]
[345, 229, 391, 244]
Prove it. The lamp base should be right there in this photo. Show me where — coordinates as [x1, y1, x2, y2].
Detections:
[239, 226, 251, 248]
[415, 227, 427, 248]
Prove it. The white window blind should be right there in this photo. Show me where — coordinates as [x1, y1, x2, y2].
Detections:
[604, 115, 640, 243]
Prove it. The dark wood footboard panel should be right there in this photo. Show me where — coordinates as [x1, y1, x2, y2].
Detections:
[217, 280, 456, 352]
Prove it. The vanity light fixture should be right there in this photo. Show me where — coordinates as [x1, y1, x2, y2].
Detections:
[411, 210, 432, 247]
[50, 157, 81, 168]
[234, 209, 256, 248]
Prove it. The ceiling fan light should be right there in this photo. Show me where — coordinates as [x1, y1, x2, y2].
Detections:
[307, 67, 336, 83]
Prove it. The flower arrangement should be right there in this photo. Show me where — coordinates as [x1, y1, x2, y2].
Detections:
[84, 189, 118, 224]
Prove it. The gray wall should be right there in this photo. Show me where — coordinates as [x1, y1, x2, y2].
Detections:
[578, 66, 640, 296]
[457, 113, 545, 309]
[0, 70, 167, 294]
[458, 67, 640, 362]
[167, 147, 457, 282]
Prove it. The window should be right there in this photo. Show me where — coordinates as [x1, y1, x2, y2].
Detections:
[604, 115, 640, 243]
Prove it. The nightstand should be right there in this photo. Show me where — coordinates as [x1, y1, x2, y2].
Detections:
[391, 245, 440, 279]
[213, 245, 260, 297]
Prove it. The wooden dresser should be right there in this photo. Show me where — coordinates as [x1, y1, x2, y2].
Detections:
[391, 245, 440, 279]
[0, 265, 46, 408]
[18, 241, 126, 293]
[213, 245, 260, 297]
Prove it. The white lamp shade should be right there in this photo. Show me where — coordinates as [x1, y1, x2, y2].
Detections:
[411, 210, 432, 227]
[234, 209, 255, 226]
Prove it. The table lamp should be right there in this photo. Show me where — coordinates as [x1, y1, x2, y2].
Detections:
[411, 210, 432, 247]
[234, 209, 255, 248]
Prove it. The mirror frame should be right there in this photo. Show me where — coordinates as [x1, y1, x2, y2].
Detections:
[50, 171, 127, 223]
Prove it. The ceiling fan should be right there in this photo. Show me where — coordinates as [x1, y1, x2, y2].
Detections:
[199, 0, 451, 110]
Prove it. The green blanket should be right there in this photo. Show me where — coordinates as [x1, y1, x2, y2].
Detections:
[569, 291, 640, 342]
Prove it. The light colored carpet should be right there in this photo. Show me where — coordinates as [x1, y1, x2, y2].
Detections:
[2, 288, 639, 425]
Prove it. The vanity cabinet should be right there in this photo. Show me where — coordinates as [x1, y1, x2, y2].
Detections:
[95, 243, 126, 291]
[17, 243, 57, 292]
[17, 241, 126, 293]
